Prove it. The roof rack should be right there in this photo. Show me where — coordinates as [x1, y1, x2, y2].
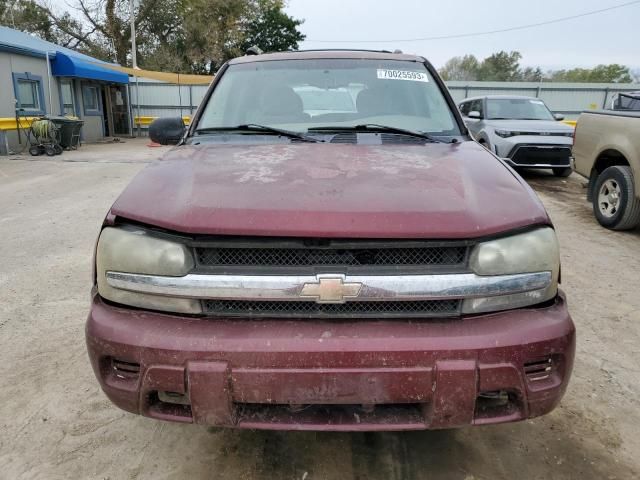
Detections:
[245, 46, 264, 56]
[291, 48, 395, 54]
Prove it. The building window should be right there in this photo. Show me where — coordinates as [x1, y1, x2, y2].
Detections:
[12, 72, 46, 115]
[60, 79, 76, 116]
[82, 84, 101, 115]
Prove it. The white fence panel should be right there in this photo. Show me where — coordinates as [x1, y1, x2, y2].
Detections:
[130, 80, 640, 134]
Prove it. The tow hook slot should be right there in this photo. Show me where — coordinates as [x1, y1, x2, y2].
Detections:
[475, 390, 519, 421]
[158, 391, 191, 406]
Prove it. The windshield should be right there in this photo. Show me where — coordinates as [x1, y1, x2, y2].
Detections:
[486, 98, 555, 121]
[615, 93, 640, 110]
[196, 59, 460, 135]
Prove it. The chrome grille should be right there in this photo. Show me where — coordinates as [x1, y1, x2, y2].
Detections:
[196, 244, 467, 268]
[203, 299, 461, 318]
[192, 238, 469, 318]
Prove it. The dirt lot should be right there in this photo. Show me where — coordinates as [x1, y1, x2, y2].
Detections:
[1, 139, 639, 480]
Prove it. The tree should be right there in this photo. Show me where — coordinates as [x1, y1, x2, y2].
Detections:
[439, 54, 480, 81]
[134, 0, 188, 72]
[518, 66, 544, 82]
[477, 51, 522, 81]
[168, 0, 305, 73]
[0, 0, 88, 49]
[241, 0, 304, 53]
[0, 0, 305, 73]
[440, 51, 530, 82]
[439, 51, 635, 84]
[0, 0, 138, 63]
[550, 64, 633, 83]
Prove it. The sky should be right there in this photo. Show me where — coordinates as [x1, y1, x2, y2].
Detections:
[285, 0, 640, 70]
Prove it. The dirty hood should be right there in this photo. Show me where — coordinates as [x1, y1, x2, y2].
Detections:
[110, 142, 550, 238]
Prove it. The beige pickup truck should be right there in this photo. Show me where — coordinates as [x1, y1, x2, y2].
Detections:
[573, 110, 640, 230]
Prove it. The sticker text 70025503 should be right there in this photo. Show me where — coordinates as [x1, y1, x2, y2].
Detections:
[376, 69, 429, 82]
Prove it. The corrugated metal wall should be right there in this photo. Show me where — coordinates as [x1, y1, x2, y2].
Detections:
[130, 81, 208, 120]
[129, 80, 640, 128]
[445, 81, 639, 119]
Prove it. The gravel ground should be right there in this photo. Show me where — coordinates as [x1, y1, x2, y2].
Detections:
[0, 139, 639, 480]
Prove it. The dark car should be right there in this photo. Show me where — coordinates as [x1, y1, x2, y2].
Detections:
[612, 91, 640, 111]
[86, 50, 575, 431]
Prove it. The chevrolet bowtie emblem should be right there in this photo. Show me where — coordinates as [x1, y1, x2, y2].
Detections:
[299, 275, 362, 304]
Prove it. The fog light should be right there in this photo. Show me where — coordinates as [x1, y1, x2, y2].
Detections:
[111, 358, 140, 377]
[524, 357, 554, 382]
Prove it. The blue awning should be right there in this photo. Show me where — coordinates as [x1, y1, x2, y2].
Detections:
[51, 52, 129, 84]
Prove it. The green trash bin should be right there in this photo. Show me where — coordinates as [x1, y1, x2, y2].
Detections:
[47, 116, 84, 149]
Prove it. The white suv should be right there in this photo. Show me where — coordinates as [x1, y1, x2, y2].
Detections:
[459, 95, 574, 177]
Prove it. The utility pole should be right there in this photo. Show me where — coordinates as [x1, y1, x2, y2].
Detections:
[129, 0, 141, 136]
[45, 51, 53, 115]
[129, 0, 137, 69]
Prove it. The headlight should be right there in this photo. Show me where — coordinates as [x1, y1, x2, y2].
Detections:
[96, 227, 201, 313]
[462, 227, 560, 314]
[494, 129, 517, 138]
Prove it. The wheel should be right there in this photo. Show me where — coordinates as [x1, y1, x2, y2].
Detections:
[553, 167, 573, 177]
[593, 166, 640, 230]
[29, 145, 41, 156]
[53, 144, 63, 155]
[44, 145, 56, 157]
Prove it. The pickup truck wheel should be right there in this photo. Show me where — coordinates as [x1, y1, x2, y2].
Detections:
[593, 166, 640, 230]
[552, 167, 573, 177]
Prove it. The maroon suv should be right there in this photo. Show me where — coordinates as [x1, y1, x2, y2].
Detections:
[86, 50, 575, 431]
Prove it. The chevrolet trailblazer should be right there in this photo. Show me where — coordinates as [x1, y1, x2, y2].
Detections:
[86, 50, 575, 431]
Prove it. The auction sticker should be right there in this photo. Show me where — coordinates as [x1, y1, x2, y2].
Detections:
[377, 69, 429, 82]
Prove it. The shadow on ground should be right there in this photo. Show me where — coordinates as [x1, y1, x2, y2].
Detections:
[195, 408, 637, 480]
[517, 169, 640, 237]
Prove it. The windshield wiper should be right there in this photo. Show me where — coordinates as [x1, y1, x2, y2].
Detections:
[308, 124, 451, 143]
[194, 124, 320, 143]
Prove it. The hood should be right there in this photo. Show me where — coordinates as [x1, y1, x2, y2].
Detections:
[486, 119, 574, 133]
[110, 142, 550, 239]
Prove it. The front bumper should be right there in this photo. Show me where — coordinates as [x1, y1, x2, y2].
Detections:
[86, 293, 575, 431]
[494, 137, 573, 169]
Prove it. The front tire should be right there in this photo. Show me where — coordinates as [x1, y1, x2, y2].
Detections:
[593, 166, 640, 230]
[553, 167, 573, 177]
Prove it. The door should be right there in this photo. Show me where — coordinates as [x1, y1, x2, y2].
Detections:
[109, 85, 130, 136]
[101, 88, 111, 137]
[464, 99, 485, 138]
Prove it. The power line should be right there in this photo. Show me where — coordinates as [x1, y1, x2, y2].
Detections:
[306, 0, 640, 43]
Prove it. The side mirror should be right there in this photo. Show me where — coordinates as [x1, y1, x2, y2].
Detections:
[149, 117, 186, 145]
[467, 111, 482, 119]
[553, 113, 565, 121]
